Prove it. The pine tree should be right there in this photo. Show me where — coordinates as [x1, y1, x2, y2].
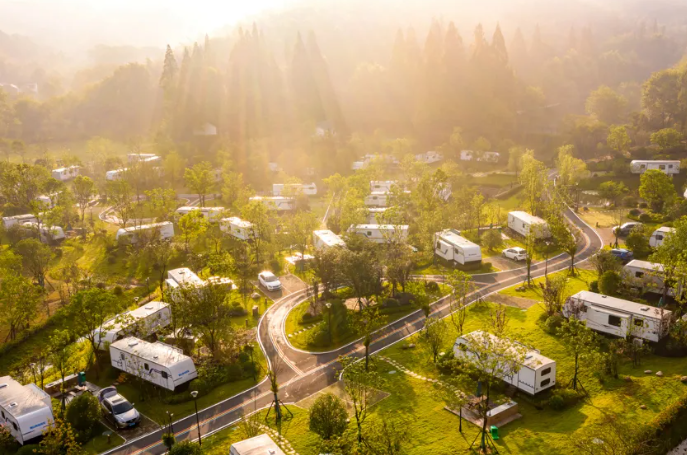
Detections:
[509, 27, 528, 78]
[290, 32, 325, 124]
[491, 24, 508, 64]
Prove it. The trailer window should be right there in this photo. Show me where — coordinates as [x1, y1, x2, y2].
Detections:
[1, 410, 4, 420]
[634, 319, 644, 328]
[541, 367, 551, 376]
[144, 363, 149, 371]
[609, 315, 622, 327]
[161, 371, 169, 379]
[635, 271, 644, 278]
[120, 353, 125, 360]
[540, 378, 551, 387]
[659, 165, 666, 170]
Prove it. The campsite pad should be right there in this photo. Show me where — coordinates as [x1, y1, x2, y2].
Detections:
[295, 380, 389, 416]
[489, 293, 538, 310]
[102, 414, 158, 441]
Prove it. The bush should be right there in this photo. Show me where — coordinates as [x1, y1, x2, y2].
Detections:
[228, 302, 247, 317]
[113, 285, 124, 296]
[16, 444, 40, 455]
[599, 271, 622, 296]
[309, 393, 349, 440]
[65, 393, 101, 442]
[269, 258, 281, 274]
[548, 388, 582, 411]
[639, 202, 648, 209]
[424, 281, 440, 293]
[622, 196, 638, 208]
[589, 280, 599, 293]
[395, 292, 415, 306]
[544, 314, 565, 334]
[226, 363, 244, 381]
[629, 208, 641, 217]
[382, 298, 400, 308]
[169, 441, 203, 455]
[639, 213, 652, 223]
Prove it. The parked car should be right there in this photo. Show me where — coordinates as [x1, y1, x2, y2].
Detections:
[258, 271, 282, 291]
[613, 222, 642, 236]
[610, 248, 634, 263]
[98, 387, 140, 429]
[502, 247, 527, 261]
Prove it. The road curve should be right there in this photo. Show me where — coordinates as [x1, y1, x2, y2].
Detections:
[103, 206, 602, 455]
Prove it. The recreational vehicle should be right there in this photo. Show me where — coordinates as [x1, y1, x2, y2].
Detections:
[630, 160, 680, 175]
[434, 229, 482, 267]
[249, 196, 295, 211]
[453, 331, 556, 395]
[460, 150, 500, 162]
[365, 192, 390, 207]
[623, 260, 682, 297]
[35, 194, 57, 209]
[20, 222, 65, 241]
[507, 211, 550, 238]
[220, 217, 255, 240]
[649, 227, 675, 248]
[175, 206, 225, 222]
[415, 151, 443, 164]
[51, 166, 80, 181]
[366, 207, 388, 223]
[370, 181, 398, 192]
[0, 376, 54, 445]
[2, 213, 37, 229]
[110, 338, 198, 391]
[127, 153, 160, 164]
[106, 168, 127, 181]
[93, 301, 171, 349]
[313, 230, 346, 250]
[230, 434, 286, 455]
[348, 224, 409, 244]
[272, 183, 318, 196]
[116, 222, 174, 243]
[563, 291, 672, 342]
[166, 268, 205, 289]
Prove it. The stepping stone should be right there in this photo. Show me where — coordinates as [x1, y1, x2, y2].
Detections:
[388, 370, 396, 374]
[681, 376, 687, 383]
[656, 371, 664, 377]
[644, 370, 652, 374]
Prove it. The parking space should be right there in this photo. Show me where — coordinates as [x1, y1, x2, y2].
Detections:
[253, 273, 307, 301]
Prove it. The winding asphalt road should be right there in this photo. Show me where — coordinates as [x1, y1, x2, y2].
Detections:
[102, 206, 602, 455]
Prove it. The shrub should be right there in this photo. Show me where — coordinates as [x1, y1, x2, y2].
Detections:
[396, 292, 415, 306]
[639, 213, 652, 223]
[301, 312, 313, 322]
[589, 280, 599, 293]
[382, 298, 400, 308]
[544, 314, 565, 334]
[629, 208, 641, 217]
[65, 393, 101, 442]
[228, 302, 247, 317]
[308, 393, 349, 440]
[162, 433, 176, 450]
[424, 281, 440, 293]
[16, 444, 40, 455]
[168, 441, 203, 455]
[639, 202, 648, 209]
[599, 271, 622, 296]
[113, 285, 124, 296]
[548, 388, 582, 411]
[226, 363, 244, 381]
[622, 196, 638, 208]
[269, 258, 281, 274]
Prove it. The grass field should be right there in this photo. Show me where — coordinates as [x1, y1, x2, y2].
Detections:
[468, 173, 519, 188]
[499, 268, 596, 301]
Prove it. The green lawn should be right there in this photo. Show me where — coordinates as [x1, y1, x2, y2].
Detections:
[468, 173, 518, 188]
[82, 422, 126, 454]
[499, 268, 596, 301]
[412, 261, 499, 275]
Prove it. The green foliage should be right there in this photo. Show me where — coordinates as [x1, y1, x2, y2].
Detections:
[639, 169, 677, 213]
[16, 444, 40, 455]
[547, 388, 583, 411]
[650, 128, 683, 151]
[168, 441, 203, 455]
[598, 271, 622, 296]
[481, 228, 503, 251]
[598, 180, 628, 204]
[308, 393, 349, 440]
[65, 393, 101, 442]
[543, 314, 565, 334]
[625, 225, 651, 258]
[607, 125, 631, 154]
[585, 85, 627, 124]
[0, 425, 19, 454]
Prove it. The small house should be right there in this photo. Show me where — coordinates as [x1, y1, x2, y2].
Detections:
[348, 224, 409, 244]
[51, 165, 80, 181]
[563, 291, 672, 342]
[2, 213, 38, 229]
[272, 183, 318, 196]
[93, 301, 171, 350]
[193, 123, 218, 136]
[313, 229, 345, 250]
[434, 229, 482, 268]
[0, 376, 54, 445]
[175, 206, 225, 223]
[230, 434, 286, 455]
[110, 338, 198, 391]
[220, 217, 255, 240]
[453, 331, 556, 395]
[630, 160, 680, 175]
[623, 260, 682, 297]
[649, 227, 675, 248]
[507, 211, 550, 238]
[249, 196, 295, 211]
[116, 222, 175, 243]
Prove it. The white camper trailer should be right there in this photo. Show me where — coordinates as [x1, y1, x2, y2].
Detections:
[348, 224, 409, 244]
[370, 181, 397, 192]
[649, 227, 675, 248]
[630, 160, 680, 175]
[110, 338, 198, 391]
[415, 151, 443, 164]
[35, 194, 57, 209]
[508, 211, 550, 238]
[165, 268, 205, 289]
[272, 183, 318, 196]
[20, 222, 65, 241]
[51, 165, 80, 181]
[249, 196, 295, 211]
[365, 192, 389, 207]
[127, 153, 158, 163]
[313, 230, 345, 250]
[623, 260, 682, 297]
[460, 150, 501, 162]
[175, 206, 225, 222]
[0, 376, 54, 445]
[453, 331, 556, 395]
[93, 301, 171, 350]
[563, 291, 672, 342]
[106, 168, 127, 181]
[434, 229, 482, 267]
[366, 207, 388, 223]
[230, 434, 286, 455]
[2, 213, 38, 229]
[116, 222, 174, 243]
[220, 217, 255, 240]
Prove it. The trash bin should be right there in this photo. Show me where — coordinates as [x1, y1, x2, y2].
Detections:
[77, 371, 86, 387]
[490, 425, 499, 441]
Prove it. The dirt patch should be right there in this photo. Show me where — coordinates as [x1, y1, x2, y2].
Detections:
[487, 255, 522, 271]
[280, 274, 308, 293]
[489, 293, 539, 309]
[296, 381, 389, 415]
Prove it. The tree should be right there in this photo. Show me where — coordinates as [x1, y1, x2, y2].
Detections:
[385, 243, 415, 295]
[168, 442, 203, 455]
[625, 225, 651, 258]
[50, 330, 77, 411]
[72, 176, 95, 222]
[598, 181, 628, 205]
[650, 128, 683, 151]
[308, 393, 349, 440]
[539, 274, 568, 317]
[286, 211, 318, 270]
[557, 317, 599, 393]
[65, 393, 101, 442]
[144, 188, 177, 221]
[67, 289, 118, 376]
[39, 417, 84, 455]
[586, 85, 627, 124]
[651, 216, 687, 305]
[16, 238, 53, 288]
[423, 317, 448, 362]
[519, 150, 547, 215]
[312, 247, 342, 297]
[599, 270, 622, 296]
[184, 161, 215, 207]
[606, 125, 631, 156]
[355, 306, 386, 371]
[590, 250, 622, 279]
[550, 218, 582, 276]
[107, 180, 134, 227]
[363, 418, 410, 455]
[556, 145, 589, 189]
[179, 281, 235, 358]
[178, 210, 209, 253]
[507, 146, 525, 178]
[145, 239, 176, 291]
[340, 356, 384, 446]
[481, 228, 503, 251]
[446, 271, 472, 336]
[0, 275, 41, 341]
[639, 169, 677, 213]
[340, 248, 382, 309]
[241, 201, 272, 265]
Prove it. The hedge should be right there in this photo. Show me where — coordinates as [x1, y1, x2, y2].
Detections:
[631, 389, 687, 454]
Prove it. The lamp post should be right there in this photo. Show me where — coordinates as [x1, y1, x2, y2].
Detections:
[191, 390, 201, 447]
[325, 302, 332, 344]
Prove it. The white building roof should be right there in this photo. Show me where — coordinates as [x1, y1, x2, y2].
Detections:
[570, 291, 671, 320]
[314, 230, 345, 247]
[509, 211, 547, 225]
[103, 301, 169, 334]
[167, 268, 205, 288]
[52, 165, 79, 173]
[3, 213, 36, 221]
[0, 376, 51, 419]
[230, 434, 286, 455]
[121, 222, 172, 233]
[110, 338, 190, 368]
[250, 196, 294, 202]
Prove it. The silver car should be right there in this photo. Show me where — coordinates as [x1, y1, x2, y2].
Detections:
[258, 271, 282, 291]
[98, 387, 140, 429]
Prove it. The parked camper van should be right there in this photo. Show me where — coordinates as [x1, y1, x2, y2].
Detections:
[415, 151, 443, 164]
[507, 211, 550, 238]
[370, 181, 397, 192]
[106, 168, 127, 181]
[116, 222, 174, 243]
[459, 150, 500, 162]
[630, 160, 680, 175]
[110, 337, 198, 391]
[166, 268, 205, 289]
[649, 227, 675, 248]
[563, 291, 672, 342]
[220, 217, 255, 240]
[93, 301, 171, 349]
[453, 331, 556, 395]
[434, 229, 482, 268]
[2, 213, 38, 229]
[20, 222, 65, 241]
[348, 224, 409, 244]
[313, 230, 345, 250]
[623, 260, 682, 297]
[127, 153, 159, 163]
[272, 183, 317, 196]
[366, 208, 388, 223]
[248, 196, 295, 211]
[0, 376, 54, 445]
[51, 165, 80, 181]
[364, 192, 389, 207]
[175, 206, 225, 222]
